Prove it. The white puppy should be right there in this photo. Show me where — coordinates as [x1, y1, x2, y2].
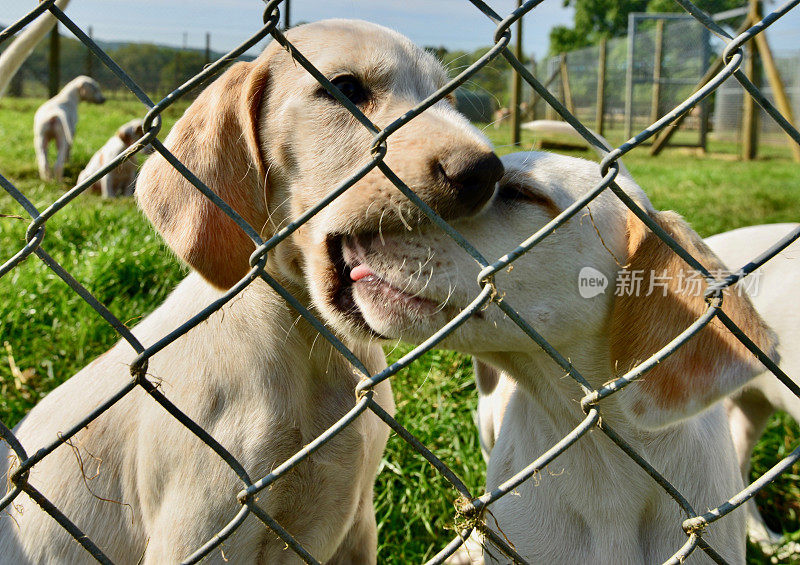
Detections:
[1, 20, 501, 563]
[33, 75, 105, 182]
[77, 119, 147, 198]
[471, 222, 800, 561]
[705, 223, 800, 552]
[312, 151, 778, 564]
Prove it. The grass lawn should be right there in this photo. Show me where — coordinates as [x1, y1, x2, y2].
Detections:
[1, 98, 798, 564]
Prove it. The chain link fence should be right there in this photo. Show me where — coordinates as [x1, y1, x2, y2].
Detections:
[542, 8, 800, 151]
[543, 14, 711, 146]
[1, 0, 800, 563]
[714, 47, 800, 142]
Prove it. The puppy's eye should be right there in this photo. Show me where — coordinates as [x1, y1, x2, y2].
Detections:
[498, 183, 560, 217]
[325, 75, 369, 105]
[497, 183, 530, 202]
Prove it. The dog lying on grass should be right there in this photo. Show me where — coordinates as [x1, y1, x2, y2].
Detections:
[77, 119, 148, 198]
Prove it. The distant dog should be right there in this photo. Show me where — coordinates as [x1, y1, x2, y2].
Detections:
[492, 107, 510, 129]
[492, 103, 529, 129]
[77, 119, 147, 198]
[33, 75, 105, 182]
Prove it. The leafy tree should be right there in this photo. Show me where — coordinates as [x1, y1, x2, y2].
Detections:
[0, 31, 252, 98]
[158, 50, 207, 93]
[549, 0, 746, 54]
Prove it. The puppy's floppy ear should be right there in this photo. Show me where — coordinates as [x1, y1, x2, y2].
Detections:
[609, 210, 777, 429]
[136, 59, 270, 289]
[117, 122, 140, 146]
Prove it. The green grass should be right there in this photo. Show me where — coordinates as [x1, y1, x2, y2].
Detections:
[376, 346, 482, 561]
[484, 123, 800, 236]
[0, 96, 190, 424]
[1, 101, 798, 564]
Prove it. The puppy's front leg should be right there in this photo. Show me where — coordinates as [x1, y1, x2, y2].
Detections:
[326, 489, 378, 565]
[140, 485, 268, 565]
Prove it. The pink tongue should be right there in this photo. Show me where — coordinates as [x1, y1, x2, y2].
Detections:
[350, 264, 375, 282]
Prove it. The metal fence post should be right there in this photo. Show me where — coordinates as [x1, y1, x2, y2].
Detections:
[85, 26, 94, 78]
[511, 0, 523, 146]
[595, 38, 607, 135]
[699, 26, 710, 153]
[529, 54, 538, 121]
[624, 13, 636, 140]
[649, 20, 665, 126]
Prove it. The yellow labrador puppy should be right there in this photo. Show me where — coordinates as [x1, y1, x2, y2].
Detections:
[0, 20, 501, 563]
[312, 151, 777, 564]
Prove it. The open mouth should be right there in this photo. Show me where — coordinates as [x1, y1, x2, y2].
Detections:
[327, 235, 370, 329]
[326, 234, 440, 335]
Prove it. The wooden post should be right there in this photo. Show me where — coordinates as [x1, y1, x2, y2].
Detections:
[624, 14, 636, 139]
[511, 0, 523, 146]
[650, 16, 752, 155]
[742, 1, 760, 160]
[649, 20, 664, 125]
[741, 40, 759, 159]
[752, 4, 800, 161]
[48, 24, 60, 97]
[596, 38, 607, 135]
[205, 32, 211, 66]
[85, 26, 94, 78]
[560, 53, 575, 115]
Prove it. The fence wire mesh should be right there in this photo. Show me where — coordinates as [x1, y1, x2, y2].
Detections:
[1, 0, 800, 563]
[544, 15, 710, 143]
[714, 47, 800, 141]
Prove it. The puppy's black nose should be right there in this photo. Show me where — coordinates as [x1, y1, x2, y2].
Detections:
[439, 151, 504, 216]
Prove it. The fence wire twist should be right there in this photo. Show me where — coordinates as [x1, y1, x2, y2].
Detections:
[1, 0, 800, 563]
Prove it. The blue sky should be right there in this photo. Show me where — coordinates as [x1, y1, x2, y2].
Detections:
[2, 1, 572, 58]
[3, 1, 799, 58]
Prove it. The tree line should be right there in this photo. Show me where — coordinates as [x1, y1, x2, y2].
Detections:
[2, 0, 743, 105]
[0, 29, 252, 98]
[550, 0, 745, 54]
